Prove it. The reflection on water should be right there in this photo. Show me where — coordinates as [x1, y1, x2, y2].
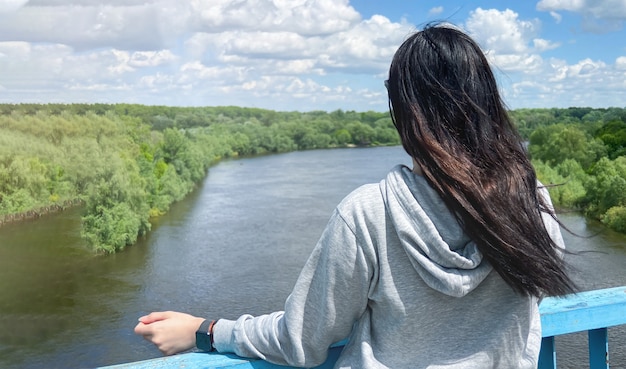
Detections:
[0, 146, 624, 369]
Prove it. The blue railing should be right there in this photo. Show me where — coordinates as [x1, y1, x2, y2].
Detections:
[538, 286, 626, 369]
[105, 286, 626, 369]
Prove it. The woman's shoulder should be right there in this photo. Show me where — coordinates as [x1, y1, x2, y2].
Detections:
[338, 183, 384, 211]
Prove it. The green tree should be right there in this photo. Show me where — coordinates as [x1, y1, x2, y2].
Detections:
[529, 124, 606, 169]
[582, 157, 626, 218]
[595, 120, 626, 159]
[533, 159, 587, 209]
[333, 129, 352, 146]
[602, 206, 626, 232]
[81, 160, 151, 253]
[347, 122, 376, 146]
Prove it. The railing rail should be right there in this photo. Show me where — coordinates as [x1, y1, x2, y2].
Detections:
[538, 286, 626, 369]
[104, 286, 626, 369]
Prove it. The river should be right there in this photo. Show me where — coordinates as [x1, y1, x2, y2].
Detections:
[0, 146, 624, 369]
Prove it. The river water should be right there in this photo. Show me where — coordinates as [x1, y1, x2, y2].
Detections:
[0, 146, 624, 369]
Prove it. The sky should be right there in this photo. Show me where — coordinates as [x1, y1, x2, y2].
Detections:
[0, 0, 625, 112]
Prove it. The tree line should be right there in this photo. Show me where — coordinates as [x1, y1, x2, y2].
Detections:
[516, 107, 626, 233]
[0, 104, 399, 253]
[1, 104, 625, 253]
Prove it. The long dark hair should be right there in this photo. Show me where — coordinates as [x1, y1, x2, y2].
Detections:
[387, 24, 576, 297]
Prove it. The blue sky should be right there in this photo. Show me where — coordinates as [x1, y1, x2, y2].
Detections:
[0, 0, 624, 112]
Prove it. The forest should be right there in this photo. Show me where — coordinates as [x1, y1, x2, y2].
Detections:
[0, 104, 399, 253]
[517, 107, 626, 233]
[0, 104, 625, 253]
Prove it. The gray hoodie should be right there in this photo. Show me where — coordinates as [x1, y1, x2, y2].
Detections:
[213, 165, 563, 368]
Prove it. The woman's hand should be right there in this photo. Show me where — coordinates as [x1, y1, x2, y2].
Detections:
[134, 311, 205, 355]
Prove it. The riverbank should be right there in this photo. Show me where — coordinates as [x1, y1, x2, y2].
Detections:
[0, 198, 83, 226]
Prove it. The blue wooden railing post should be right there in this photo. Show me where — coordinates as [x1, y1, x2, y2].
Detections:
[538, 336, 556, 369]
[588, 327, 609, 369]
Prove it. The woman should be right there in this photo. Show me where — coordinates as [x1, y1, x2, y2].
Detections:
[135, 24, 576, 368]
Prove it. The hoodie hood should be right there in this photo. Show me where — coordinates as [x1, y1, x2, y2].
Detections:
[380, 165, 492, 297]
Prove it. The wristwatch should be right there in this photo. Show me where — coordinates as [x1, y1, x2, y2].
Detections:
[195, 319, 215, 352]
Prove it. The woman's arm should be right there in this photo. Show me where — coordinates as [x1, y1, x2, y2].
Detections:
[135, 202, 375, 365]
[211, 207, 375, 367]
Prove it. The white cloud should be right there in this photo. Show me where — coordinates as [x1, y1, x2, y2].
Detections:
[0, 42, 73, 86]
[0, 1, 189, 50]
[465, 8, 547, 74]
[0, 0, 28, 14]
[429, 6, 444, 16]
[179, 62, 237, 81]
[533, 38, 561, 52]
[537, 0, 626, 19]
[537, 0, 626, 32]
[466, 8, 539, 54]
[320, 15, 410, 71]
[108, 50, 135, 75]
[549, 11, 562, 23]
[0, 0, 405, 109]
[138, 73, 176, 90]
[0, 42, 32, 60]
[129, 50, 178, 68]
[492, 54, 545, 73]
[537, 0, 586, 13]
[271, 59, 324, 75]
[201, 31, 311, 60]
[463, 8, 626, 108]
[189, 0, 361, 36]
[68, 82, 132, 92]
[0, 1, 624, 110]
[505, 56, 626, 107]
[548, 58, 570, 81]
[185, 13, 409, 79]
[28, 0, 156, 5]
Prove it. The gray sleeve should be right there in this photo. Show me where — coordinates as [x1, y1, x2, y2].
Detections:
[537, 185, 566, 252]
[212, 208, 373, 367]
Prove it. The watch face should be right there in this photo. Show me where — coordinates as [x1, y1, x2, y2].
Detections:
[196, 319, 214, 351]
[196, 330, 213, 351]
